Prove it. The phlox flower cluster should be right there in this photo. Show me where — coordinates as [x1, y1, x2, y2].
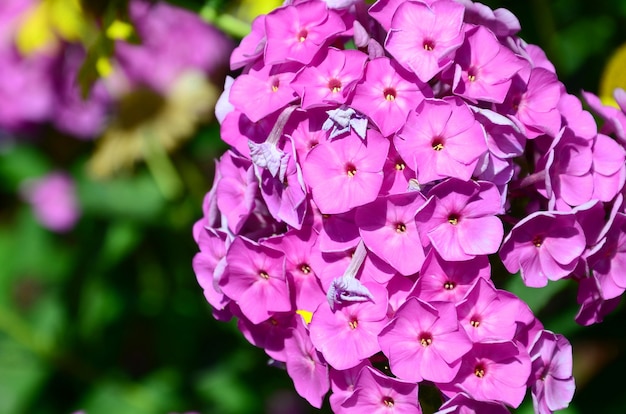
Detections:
[192, 0, 626, 412]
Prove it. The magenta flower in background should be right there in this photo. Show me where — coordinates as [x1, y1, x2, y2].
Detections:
[20, 172, 80, 233]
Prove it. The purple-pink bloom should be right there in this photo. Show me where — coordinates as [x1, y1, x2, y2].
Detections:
[350, 57, 430, 137]
[500, 211, 586, 287]
[284, 319, 330, 408]
[309, 282, 388, 370]
[435, 392, 509, 414]
[355, 192, 427, 276]
[441, 341, 531, 408]
[416, 179, 504, 261]
[264, 1, 346, 65]
[528, 330, 575, 414]
[385, 0, 465, 82]
[379, 298, 472, 383]
[20, 172, 80, 233]
[394, 97, 487, 185]
[219, 237, 291, 324]
[302, 128, 389, 214]
[341, 366, 421, 413]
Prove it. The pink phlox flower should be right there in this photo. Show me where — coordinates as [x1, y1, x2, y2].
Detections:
[499, 68, 562, 138]
[302, 128, 389, 214]
[214, 151, 258, 234]
[386, 274, 418, 317]
[435, 391, 510, 414]
[455, 0, 521, 37]
[582, 90, 626, 144]
[379, 298, 472, 383]
[230, 14, 266, 70]
[587, 213, 626, 300]
[415, 179, 504, 262]
[284, 318, 330, 408]
[380, 146, 417, 196]
[558, 92, 597, 141]
[322, 106, 368, 140]
[329, 361, 371, 413]
[220, 109, 277, 158]
[441, 341, 531, 408]
[238, 311, 297, 362]
[229, 62, 300, 123]
[500, 211, 586, 288]
[265, 227, 325, 311]
[537, 127, 594, 209]
[591, 133, 626, 202]
[219, 237, 291, 324]
[192, 227, 231, 317]
[412, 250, 490, 303]
[385, 0, 466, 82]
[528, 330, 575, 414]
[575, 276, 621, 326]
[309, 282, 388, 370]
[355, 192, 427, 276]
[291, 48, 368, 109]
[394, 97, 488, 185]
[368, 0, 426, 31]
[286, 107, 329, 160]
[451, 25, 526, 104]
[350, 57, 431, 137]
[472, 106, 525, 159]
[340, 366, 421, 413]
[20, 172, 80, 233]
[264, 1, 346, 65]
[455, 278, 522, 343]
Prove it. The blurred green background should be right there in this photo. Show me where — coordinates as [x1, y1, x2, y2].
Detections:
[1, 1, 626, 413]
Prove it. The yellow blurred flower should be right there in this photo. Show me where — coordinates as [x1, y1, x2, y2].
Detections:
[599, 42, 626, 108]
[15, 0, 88, 55]
[88, 71, 218, 187]
[235, 0, 283, 22]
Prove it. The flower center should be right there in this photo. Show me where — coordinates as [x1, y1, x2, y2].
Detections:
[468, 67, 478, 82]
[448, 214, 459, 225]
[395, 161, 405, 170]
[419, 332, 433, 347]
[383, 87, 397, 101]
[423, 39, 435, 51]
[444, 281, 455, 290]
[300, 263, 311, 274]
[297, 28, 308, 42]
[328, 78, 342, 93]
[382, 396, 394, 407]
[532, 235, 544, 247]
[395, 223, 407, 233]
[346, 163, 357, 177]
[259, 270, 269, 280]
[470, 316, 481, 328]
[271, 77, 280, 93]
[432, 136, 444, 151]
[349, 319, 358, 330]
[474, 363, 486, 378]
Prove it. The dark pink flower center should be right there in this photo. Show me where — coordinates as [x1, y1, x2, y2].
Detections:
[270, 77, 280, 92]
[532, 235, 544, 247]
[346, 163, 357, 177]
[383, 87, 397, 101]
[448, 213, 459, 225]
[395, 222, 407, 233]
[444, 280, 456, 290]
[395, 160, 405, 170]
[470, 315, 481, 328]
[382, 396, 395, 407]
[328, 78, 342, 93]
[467, 67, 478, 82]
[432, 136, 445, 151]
[474, 362, 486, 378]
[348, 318, 358, 330]
[259, 270, 270, 280]
[419, 332, 433, 347]
[297, 28, 308, 42]
[423, 39, 435, 51]
[299, 263, 311, 274]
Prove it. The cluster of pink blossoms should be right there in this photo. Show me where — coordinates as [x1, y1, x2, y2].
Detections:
[193, 0, 626, 412]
